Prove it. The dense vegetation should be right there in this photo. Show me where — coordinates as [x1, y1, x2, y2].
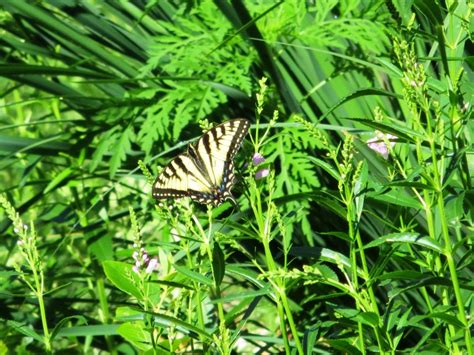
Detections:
[0, 0, 472, 353]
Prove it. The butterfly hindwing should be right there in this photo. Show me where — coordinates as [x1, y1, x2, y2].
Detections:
[152, 154, 193, 199]
[152, 119, 250, 205]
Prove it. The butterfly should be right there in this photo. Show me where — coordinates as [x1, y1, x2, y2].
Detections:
[152, 119, 250, 206]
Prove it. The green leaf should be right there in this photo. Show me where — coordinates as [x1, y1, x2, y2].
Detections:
[321, 88, 401, 120]
[0, 64, 113, 78]
[109, 126, 135, 178]
[103, 261, 142, 299]
[145, 310, 212, 340]
[364, 233, 443, 253]
[117, 306, 214, 344]
[367, 188, 421, 209]
[428, 312, 465, 329]
[89, 127, 118, 173]
[0, 134, 71, 155]
[88, 235, 113, 262]
[0, 271, 19, 278]
[354, 160, 368, 220]
[117, 322, 151, 351]
[307, 156, 341, 181]
[391, 0, 415, 24]
[212, 243, 225, 287]
[388, 276, 474, 300]
[212, 287, 271, 303]
[290, 247, 364, 277]
[2, 1, 139, 77]
[303, 323, 320, 355]
[324, 339, 362, 355]
[331, 306, 380, 327]
[50, 315, 88, 341]
[174, 265, 213, 286]
[56, 324, 120, 337]
[396, 306, 412, 331]
[44, 167, 74, 194]
[385, 180, 435, 190]
[376, 270, 425, 281]
[405, 312, 465, 329]
[7, 320, 44, 343]
[344, 118, 422, 142]
[314, 264, 339, 282]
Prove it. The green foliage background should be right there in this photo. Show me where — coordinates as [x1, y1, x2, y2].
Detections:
[0, 0, 472, 353]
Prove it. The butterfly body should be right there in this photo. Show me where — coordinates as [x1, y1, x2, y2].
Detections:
[153, 119, 250, 206]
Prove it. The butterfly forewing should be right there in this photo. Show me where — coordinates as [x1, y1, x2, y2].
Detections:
[194, 119, 249, 187]
[152, 119, 250, 205]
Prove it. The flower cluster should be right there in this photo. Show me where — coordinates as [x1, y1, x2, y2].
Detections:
[367, 131, 397, 159]
[393, 39, 427, 106]
[132, 247, 159, 275]
[15, 224, 32, 251]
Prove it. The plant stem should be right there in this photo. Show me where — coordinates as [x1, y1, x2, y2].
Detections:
[33, 270, 51, 352]
[97, 277, 116, 354]
[437, 194, 472, 354]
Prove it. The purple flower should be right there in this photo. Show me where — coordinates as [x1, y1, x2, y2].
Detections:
[132, 246, 158, 274]
[255, 168, 270, 180]
[252, 153, 266, 166]
[145, 258, 159, 274]
[367, 131, 397, 159]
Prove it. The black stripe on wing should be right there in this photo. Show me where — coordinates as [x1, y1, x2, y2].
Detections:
[152, 155, 190, 199]
[211, 119, 250, 161]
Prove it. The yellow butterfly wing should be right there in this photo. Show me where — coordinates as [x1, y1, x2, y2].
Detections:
[152, 119, 250, 205]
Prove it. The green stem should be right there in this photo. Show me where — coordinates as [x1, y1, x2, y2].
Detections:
[261, 226, 303, 354]
[275, 298, 290, 354]
[347, 191, 385, 352]
[437, 195, 472, 354]
[414, 129, 454, 350]
[184, 235, 206, 346]
[34, 271, 51, 352]
[97, 278, 116, 354]
[194, 212, 227, 350]
[425, 114, 464, 352]
[279, 291, 303, 354]
[347, 202, 366, 354]
[354, 230, 385, 350]
[206, 210, 226, 326]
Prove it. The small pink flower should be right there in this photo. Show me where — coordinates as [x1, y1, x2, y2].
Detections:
[255, 168, 270, 180]
[367, 131, 397, 159]
[131, 245, 159, 275]
[145, 258, 159, 274]
[252, 153, 266, 166]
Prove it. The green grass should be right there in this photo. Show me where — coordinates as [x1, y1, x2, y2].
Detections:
[0, 0, 472, 353]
